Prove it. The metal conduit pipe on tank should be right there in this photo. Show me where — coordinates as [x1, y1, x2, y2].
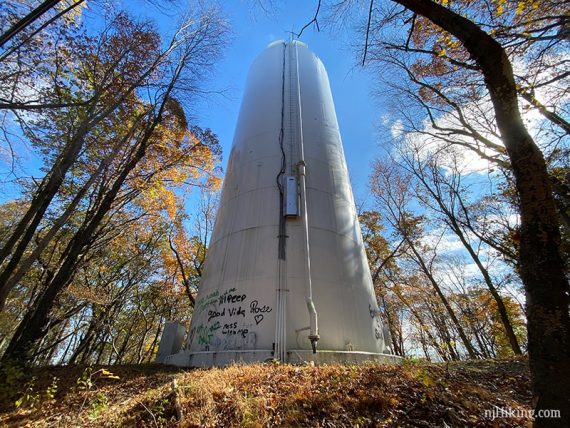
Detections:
[298, 159, 319, 353]
[293, 42, 319, 353]
[274, 41, 288, 363]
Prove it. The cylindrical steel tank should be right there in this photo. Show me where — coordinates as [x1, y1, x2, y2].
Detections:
[165, 41, 397, 366]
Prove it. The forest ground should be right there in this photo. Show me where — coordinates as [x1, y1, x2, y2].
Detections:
[0, 357, 532, 427]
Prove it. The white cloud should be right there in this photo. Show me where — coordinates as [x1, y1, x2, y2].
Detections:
[387, 51, 569, 178]
[390, 119, 403, 139]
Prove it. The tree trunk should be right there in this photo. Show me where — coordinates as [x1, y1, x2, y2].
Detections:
[453, 219, 522, 354]
[0, 50, 190, 364]
[427, 300, 460, 361]
[0, 126, 91, 311]
[1, 102, 166, 364]
[115, 318, 137, 364]
[0, 50, 161, 312]
[392, 0, 570, 423]
[412, 159, 523, 355]
[68, 307, 100, 365]
[0, 0, 62, 48]
[407, 241, 478, 359]
[0, 136, 129, 302]
[392, 284, 449, 361]
[380, 295, 404, 356]
[146, 319, 164, 363]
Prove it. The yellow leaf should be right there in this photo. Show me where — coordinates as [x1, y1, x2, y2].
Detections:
[496, 0, 506, 16]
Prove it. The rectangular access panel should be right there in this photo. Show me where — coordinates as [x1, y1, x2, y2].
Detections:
[285, 176, 299, 216]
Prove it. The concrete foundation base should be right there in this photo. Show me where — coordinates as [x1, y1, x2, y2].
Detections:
[163, 349, 401, 367]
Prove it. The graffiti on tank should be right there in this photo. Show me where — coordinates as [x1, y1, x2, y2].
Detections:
[221, 321, 249, 338]
[191, 289, 274, 348]
[196, 321, 221, 345]
[223, 322, 238, 330]
[195, 289, 222, 312]
[228, 306, 246, 317]
[219, 291, 246, 305]
[250, 300, 272, 314]
[212, 331, 257, 351]
[207, 307, 226, 322]
[250, 300, 272, 325]
[208, 292, 247, 320]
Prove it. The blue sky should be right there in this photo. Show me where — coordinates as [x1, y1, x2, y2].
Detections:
[0, 1, 385, 206]
[134, 0, 385, 203]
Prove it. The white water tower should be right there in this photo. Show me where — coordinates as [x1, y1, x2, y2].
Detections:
[163, 41, 397, 367]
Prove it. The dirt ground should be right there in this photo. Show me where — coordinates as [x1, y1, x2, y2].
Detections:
[0, 357, 532, 427]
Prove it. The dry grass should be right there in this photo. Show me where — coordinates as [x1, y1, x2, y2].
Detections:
[0, 358, 532, 427]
